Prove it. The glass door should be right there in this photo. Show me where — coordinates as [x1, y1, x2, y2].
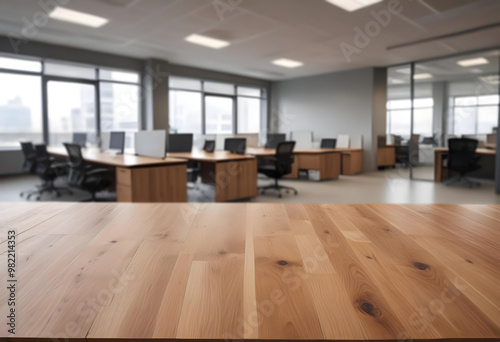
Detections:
[46, 80, 97, 146]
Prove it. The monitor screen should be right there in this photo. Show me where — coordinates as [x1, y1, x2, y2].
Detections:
[167, 133, 193, 153]
[224, 138, 246, 154]
[265, 133, 286, 149]
[109, 131, 125, 154]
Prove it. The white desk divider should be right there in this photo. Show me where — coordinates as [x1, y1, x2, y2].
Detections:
[100, 132, 110, 152]
[134, 130, 166, 158]
[290, 130, 313, 149]
[351, 135, 363, 149]
[337, 134, 350, 148]
[216, 134, 233, 150]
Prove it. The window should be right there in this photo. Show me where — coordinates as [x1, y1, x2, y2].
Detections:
[47, 81, 96, 146]
[0, 56, 42, 72]
[100, 82, 140, 149]
[205, 96, 233, 134]
[450, 95, 499, 135]
[169, 90, 202, 134]
[45, 62, 96, 79]
[386, 98, 433, 137]
[0, 73, 43, 147]
[100, 69, 139, 83]
[168, 77, 265, 135]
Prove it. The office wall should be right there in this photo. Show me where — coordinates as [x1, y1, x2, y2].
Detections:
[270, 67, 386, 171]
[0, 150, 23, 175]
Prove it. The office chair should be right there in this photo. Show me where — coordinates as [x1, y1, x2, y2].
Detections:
[445, 138, 481, 188]
[224, 138, 246, 154]
[19, 142, 40, 198]
[320, 138, 336, 148]
[64, 143, 112, 201]
[258, 141, 298, 198]
[22, 144, 72, 200]
[203, 140, 215, 153]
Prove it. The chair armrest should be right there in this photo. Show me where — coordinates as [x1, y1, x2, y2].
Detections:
[86, 168, 110, 176]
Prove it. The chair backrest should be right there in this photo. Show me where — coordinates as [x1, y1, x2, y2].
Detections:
[72, 133, 87, 147]
[275, 141, 296, 175]
[265, 133, 286, 149]
[168, 133, 193, 153]
[224, 138, 246, 154]
[448, 138, 478, 169]
[34, 144, 51, 176]
[203, 140, 215, 153]
[337, 135, 350, 148]
[64, 143, 86, 187]
[320, 138, 336, 149]
[20, 142, 37, 173]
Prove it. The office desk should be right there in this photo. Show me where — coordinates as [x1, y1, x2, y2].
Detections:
[434, 148, 496, 182]
[48, 147, 187, 202]
[168, 151, 257, 202]
[247, 148, 342, 180]
[4, 202, 499, 341]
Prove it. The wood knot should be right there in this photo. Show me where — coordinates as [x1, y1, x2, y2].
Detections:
[413, 262, 430, 270]
[382, 227, 391, 232]
[366, 256, 373, 260]
[465, 259, 473, 264]
[217, 250, 227, 255]
[360, 302, 375, 316]
[323, 230, 330, 234]
[110, 240, 117, 244]
[277, 260, 288, 266]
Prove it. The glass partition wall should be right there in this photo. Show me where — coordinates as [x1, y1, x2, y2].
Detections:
[387, 49, 500, 181]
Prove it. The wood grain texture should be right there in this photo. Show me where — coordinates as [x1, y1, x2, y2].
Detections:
[1, 203, 499, 341]
[377, 146, 396, 167]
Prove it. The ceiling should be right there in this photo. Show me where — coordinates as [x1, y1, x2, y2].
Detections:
[0, 0, 500, 81]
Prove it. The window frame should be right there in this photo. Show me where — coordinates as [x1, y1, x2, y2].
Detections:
[449, 95, 500, 135]
[386, 97, 434, 137]
[169, 77, 264, 135]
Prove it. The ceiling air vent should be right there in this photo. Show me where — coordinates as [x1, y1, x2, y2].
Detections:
[99, 0, 141, 8]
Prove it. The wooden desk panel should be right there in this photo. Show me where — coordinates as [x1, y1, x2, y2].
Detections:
[169, 151, 257, 202]
[377, 146, 396, 168]
[434, 148, 496, 182]
[48, 147, 187, 202]
[3, 203, 499, 341]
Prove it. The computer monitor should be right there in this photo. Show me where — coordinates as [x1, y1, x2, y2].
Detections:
[224, 138, 246, 154]
[167, 133, 193, 153]
[265, 133, 286, 149]
[109, 131, 125, 154]
[72, 133, 87, 147]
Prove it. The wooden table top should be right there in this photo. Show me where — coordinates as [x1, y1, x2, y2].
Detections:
[434, 147, 496, 156]
[48, 147, 187, 168]
[2, 203, 499, 341]
[168, 150, 256, 162]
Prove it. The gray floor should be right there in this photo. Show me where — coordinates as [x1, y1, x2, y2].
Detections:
[1, 170, 499, 204]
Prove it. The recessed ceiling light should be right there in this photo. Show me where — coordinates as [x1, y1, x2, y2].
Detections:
[185, 34, 230, 49]
[413, 73, 433, 80]
[272, 58, 304, 68]
[49, 7, 108, 28]
[457, 57, 489, 67]
[325, 0, 383, 12]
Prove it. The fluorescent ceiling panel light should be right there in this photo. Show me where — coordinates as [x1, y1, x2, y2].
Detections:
[413, 73, 433, 80]
[49, 7, 109, 28]
[185, 34, 230, 49]
[457, 57, 489, 67]
[272, 58, 304, 68]
[325, 0, 383, 12]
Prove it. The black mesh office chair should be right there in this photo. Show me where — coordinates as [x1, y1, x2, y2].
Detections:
[258, 141, 298, 198]
[320, 139, 337, 148]
[22, 144, 72, 200]
[64, 143, 112, 201]
[203, 140, 215, 153]
[19, 142, 40, 198]
[446, 138, 481, 188]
